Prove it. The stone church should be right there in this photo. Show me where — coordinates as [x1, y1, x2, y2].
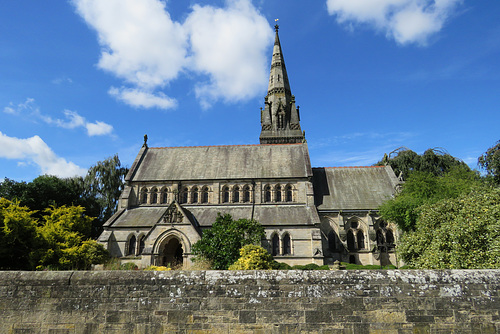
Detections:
[98, 26, 401, 268]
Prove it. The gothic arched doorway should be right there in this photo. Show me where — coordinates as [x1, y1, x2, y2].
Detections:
[159, 237, 184, 267]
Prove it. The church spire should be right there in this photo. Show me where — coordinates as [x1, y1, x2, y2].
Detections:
[260, 25, 305, 145]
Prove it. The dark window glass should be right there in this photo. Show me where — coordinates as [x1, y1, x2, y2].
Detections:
[272, 234, 279, 256]
[286, 186, 293, 202]
[347, 230, 355, 252]
[357, 231, 365, 250]
[282, 234, 291, 255]
[138, 236, 145, 255]
[128, 235, 136, 255]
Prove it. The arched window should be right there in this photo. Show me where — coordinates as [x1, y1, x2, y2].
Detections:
[181, 187, 188, 204]
[243, 185, 251, 203]
[271, 234, 279, 256]
[386, 230, 395, 250]
[286, 185, 293, 202]
[192, 187, 199, 203]
[233, 186, 240, 203]
[282, 233, 291, 255]
[128, 235, 136, 256]
[222, 186, 230, 203]
[275, 185, 282, 202]
[140, 188, 148, 204]
[347, 230, 356, 252]
[151, 188, 158, 204]
[328, 231, 338, 251]
[162, 188, 169, 204]
[264, 185, 271, 203]
[138, 236, 145, 255]
[357, 231, 365, 250]
[202, 187, 209, 203]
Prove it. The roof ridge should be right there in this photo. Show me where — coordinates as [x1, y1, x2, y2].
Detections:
[150, 143, 303, 149]
[313, 166, 386, 169]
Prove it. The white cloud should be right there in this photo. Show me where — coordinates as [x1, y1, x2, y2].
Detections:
[0, 131, 87, 178]
[72, 0, 187, 88]
[72, 0, 273, 109]
[109, 87, 177, 110]
[185, 0, 273, 108]
[3, 98, 113, 136]
[326, 0, 462, 45]
[86, 121, 114, 136]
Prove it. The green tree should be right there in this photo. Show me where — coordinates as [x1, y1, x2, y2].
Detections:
[397, 187, 500, 269]
[479, 140, 500, 185]
[35, 205, 109, 270]
[83, 155, 128, 236]
[0, 198, 39, 269]
[379, 166, 481, 232]
[377, 147, 468, 180]
[192, 213, 265, 270]
[229, 244, 274, 270]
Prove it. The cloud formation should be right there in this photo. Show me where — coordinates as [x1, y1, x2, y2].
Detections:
[72, 0, 273, 110]
[3, 98, 113, 137]
[326, 0, 462, 45]
[0, 131, 87, 177]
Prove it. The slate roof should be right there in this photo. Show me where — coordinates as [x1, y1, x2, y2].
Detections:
[312, 166, 399, 211]
[104, 204, 318, 229]
[184, 204, 319, 227]
[127, 143, 312, 182]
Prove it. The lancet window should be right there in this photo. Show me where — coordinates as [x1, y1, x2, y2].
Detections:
[243, 185, 251, 203]
[285, 185, 293, 202]
[140, 188, 148, 204]
[192, 187, 199, 204]
[264, 185, 271, 203]
[222, 186, 230, 203]
[151, 188, 158, 204]
[127, 235, 136, 256]
[233, 186, 240, 203]
[202, 187, 209, 204]
[275, 185, 282, 202]
[282, 233, 291, 255]
[271, 233, 279, 256]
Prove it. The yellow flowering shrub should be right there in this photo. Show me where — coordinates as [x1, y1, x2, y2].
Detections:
[229, 244, 273, 270]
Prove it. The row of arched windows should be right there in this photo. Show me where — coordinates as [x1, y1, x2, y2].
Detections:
[139, 183, 296, 205]
[263, 184, 294, 203]
[220, 185, 252, 203]
[126, 234, 146, 256]
[271, 232, 292, 256]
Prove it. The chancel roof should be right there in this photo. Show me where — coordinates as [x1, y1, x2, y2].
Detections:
[127, 143, 312, 182]
[312, 166, 400, 211]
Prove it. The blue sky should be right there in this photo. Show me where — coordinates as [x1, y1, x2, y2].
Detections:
[1, 0, 499, 181]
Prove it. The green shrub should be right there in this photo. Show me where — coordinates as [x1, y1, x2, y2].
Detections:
[119, 262, 138, 270]
[272, 261, 292, 270]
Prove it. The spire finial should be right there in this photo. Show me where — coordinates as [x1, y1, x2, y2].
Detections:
[274, 18, 279, 32]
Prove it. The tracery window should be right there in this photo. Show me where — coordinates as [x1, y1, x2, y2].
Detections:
[285, 185, 293, 202]
[282, 233, 291, 255]
[271, 233, 279, 256]
[233, 186, 240, 203]
[192, 187, 199, 204]
[222, 186, 230, 203]
[275, 185, 282, 202]
[264, 185, 271, 203]
[243, 185, 251, 203]
[140, 188, 148, 204]
[127, 235, 136, 256]
[346, 220, 365, 251]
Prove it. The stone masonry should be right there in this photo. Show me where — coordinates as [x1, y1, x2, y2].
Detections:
[1, 270, 499, 333]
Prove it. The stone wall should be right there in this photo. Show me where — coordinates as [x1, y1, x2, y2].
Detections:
[1, 270, 499, 333]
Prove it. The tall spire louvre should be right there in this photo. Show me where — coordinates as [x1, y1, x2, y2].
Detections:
[260, 24, 305, 145]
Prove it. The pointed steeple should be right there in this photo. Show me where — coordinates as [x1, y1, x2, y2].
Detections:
[260, 25, 305, 145]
